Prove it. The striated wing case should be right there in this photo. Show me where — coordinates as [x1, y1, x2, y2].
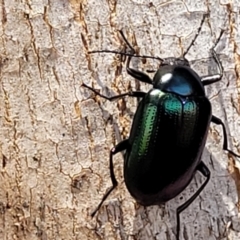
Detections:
[124, 88, 212, 205]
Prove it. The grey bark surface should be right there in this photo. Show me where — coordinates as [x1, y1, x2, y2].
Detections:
[0, 0, 240, 240]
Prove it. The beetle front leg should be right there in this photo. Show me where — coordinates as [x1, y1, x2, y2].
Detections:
[126, 55, 153, 85]
[211, 115, 240, 158]
[201, 48, 223, 85]
[201, 50, 223, 86]
[91, 139, 130, 217]
[201, 30, 224, 86]
[176, 161, 210, 240]
[118, 30, 153, 85]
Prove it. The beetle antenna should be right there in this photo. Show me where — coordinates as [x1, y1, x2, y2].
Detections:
[182, 13, 209, 58]
[88, 50, 164, 61]
[88, 30, 164, 62]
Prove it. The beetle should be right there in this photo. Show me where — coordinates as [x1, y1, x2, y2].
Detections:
[83, 14, 240, 239]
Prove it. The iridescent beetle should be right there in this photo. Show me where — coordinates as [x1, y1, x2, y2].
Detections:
[83, 14, 240, 239]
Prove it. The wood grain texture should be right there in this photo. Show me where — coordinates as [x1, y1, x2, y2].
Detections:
[0, 0, 240, 239]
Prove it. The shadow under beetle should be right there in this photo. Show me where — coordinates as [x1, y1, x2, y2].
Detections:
[83, 14, 240, 240]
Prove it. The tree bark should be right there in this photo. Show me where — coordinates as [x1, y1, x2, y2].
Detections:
[0, 0, 240, 240]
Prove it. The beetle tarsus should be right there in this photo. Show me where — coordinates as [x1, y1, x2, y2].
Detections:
[182, 14, 209, 58]
[91, 140, 129, 217]
[201, 48, 223, 85]
[119, 30, 136, 54]
[176, 162, 211, 240]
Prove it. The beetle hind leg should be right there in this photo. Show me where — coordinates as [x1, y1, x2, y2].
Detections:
[176, 161, 210, 240]
[91, 139, 130, 217]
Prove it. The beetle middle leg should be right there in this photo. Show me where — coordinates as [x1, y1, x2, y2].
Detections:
[211, 115, 240, 158]
[91, 139, 130, 217]
[176, 161, 210, 240]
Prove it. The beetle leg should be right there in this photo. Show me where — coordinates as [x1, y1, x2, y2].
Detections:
[201, 30, 224, 85]
[201, 49, 224, 85]
[211, 115, 240, 158]
[91, 139, 130, 217]
[82, 83, 146, 101]
[119, 30, 154, 85]
[119, 30, 136, 54]
[176, 161, 210, 240]
[182, 13, 209, 58]
[126, 56, 153, 84]
[126, 66, 153, 84]
[201, 75, 222, 85]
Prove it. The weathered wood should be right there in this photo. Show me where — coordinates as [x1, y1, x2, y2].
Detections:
[0, 0, 240, 239]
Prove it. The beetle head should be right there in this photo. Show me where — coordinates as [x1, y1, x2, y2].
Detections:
[161, 57, 190, 67]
